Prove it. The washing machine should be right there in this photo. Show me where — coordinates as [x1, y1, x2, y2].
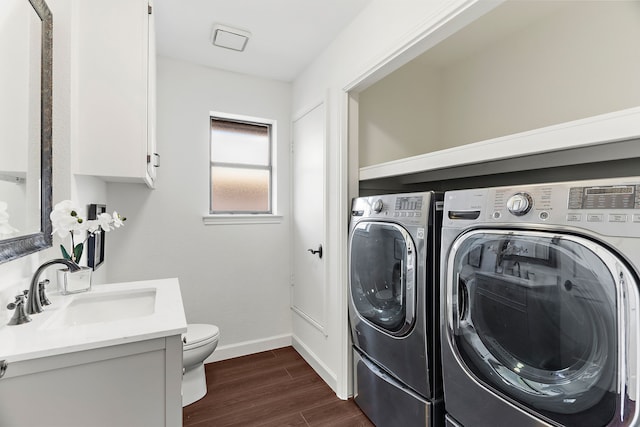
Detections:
[349, 191, 444, 427]
[440, 177, 640, 427]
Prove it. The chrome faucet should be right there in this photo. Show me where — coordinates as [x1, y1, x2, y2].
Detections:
[26, 259, 80, 315]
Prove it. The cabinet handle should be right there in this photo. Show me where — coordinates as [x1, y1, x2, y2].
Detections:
[0, 360, 7, 378]
[147, 153, 160, 168]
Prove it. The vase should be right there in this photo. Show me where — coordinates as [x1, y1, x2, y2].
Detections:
[57, 266, 92, 295]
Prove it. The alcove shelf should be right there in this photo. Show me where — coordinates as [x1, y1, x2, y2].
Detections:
[358, 107, 640, 194]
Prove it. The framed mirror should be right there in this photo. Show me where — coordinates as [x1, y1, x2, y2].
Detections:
[0, 0, 53, 264]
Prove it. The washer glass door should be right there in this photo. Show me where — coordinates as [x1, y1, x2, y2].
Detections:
[446, 230, 634, 426]
[350, 221, 416, 336]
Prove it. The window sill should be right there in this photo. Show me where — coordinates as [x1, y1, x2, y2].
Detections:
[202, 214, 283, 225]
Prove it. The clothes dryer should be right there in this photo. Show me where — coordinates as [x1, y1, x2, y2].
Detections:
[349, 191, 443, 427]
[440, 177, 640, 427]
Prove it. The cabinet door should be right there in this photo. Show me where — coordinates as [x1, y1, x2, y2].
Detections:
[74, 0, 155, 187]
[0, 337, 182, 426]
[147, 0, 158, 182]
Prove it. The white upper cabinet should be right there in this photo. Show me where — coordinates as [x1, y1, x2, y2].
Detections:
[74, 0, 158, 188]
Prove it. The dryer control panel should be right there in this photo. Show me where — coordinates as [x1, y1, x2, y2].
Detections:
[351, 192, 432, 227]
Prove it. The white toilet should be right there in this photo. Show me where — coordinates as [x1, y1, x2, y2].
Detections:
[182, 323, 220, 406]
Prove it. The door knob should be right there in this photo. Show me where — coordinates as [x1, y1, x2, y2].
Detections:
[307, 245, 323, 259]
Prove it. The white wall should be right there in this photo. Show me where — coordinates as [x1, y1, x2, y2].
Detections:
[105, 57, 293, 358]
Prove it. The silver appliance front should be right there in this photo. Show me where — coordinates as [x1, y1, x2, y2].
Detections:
[440, 178, 640, 427]
[349, 191, 443, 426]
[353, 349, 433, 427]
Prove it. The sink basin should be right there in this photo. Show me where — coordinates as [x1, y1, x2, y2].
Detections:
[44, 288, 157, 328]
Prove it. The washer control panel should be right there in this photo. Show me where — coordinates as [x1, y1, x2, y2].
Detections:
[568, 184, 640, 210]
[442, 177, 640, 238]
[492, 186, 554, 221]
[506, 192, 533, 216]
[372, 199, 384, 213]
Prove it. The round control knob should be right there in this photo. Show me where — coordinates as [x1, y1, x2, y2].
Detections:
[506, 192, 533, 216]
[372, 199, 384, 213]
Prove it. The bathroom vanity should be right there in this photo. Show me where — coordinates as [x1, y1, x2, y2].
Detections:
[0, 278, 187, 427]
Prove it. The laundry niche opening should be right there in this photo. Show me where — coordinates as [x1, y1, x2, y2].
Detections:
[357, 1, 640, 168]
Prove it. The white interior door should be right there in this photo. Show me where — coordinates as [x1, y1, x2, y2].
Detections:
[291, 102, 326, 331]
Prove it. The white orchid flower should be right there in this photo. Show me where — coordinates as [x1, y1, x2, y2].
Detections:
[50, 200, 84, 239]
[52, 200, 78, 217]
[83, 219, 103, 235]
[112, 211, 125, 228]
[97, 212, 114, 232]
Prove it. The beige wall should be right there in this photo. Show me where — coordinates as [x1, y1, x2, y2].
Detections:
[358, 61, 441, 167]
[358, 1, 640, 167]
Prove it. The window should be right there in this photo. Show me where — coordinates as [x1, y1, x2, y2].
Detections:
[209, 115, 273, 214]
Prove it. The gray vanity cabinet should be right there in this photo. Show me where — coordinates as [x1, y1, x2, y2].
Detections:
[0, 336, 182, 427]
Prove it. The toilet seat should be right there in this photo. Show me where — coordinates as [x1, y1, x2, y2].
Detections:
[183, 323, 219, 350]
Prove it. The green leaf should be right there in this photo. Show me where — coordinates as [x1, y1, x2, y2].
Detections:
[74, 244, 84, 263]
[60, 245, 71, 260]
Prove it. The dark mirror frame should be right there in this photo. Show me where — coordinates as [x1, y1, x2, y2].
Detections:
[0, 0, 53, 264]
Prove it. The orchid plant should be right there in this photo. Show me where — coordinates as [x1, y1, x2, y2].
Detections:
[50, 200, 126, 265]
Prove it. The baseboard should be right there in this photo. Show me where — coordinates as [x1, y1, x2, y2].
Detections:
[292, 335, 338, 393]
[205, 333, 292, 363]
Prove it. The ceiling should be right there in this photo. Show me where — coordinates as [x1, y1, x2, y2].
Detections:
[154, 0, 372, 82]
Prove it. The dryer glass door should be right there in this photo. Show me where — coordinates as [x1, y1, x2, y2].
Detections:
[446, 230, 634, 427]
[350, 222, 416, 336]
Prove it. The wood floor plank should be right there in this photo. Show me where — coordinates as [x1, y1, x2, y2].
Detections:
[302, 399, 374, 427]
[208, 365, 293, 397]
[183, 346, 372, 427]
[255, 413, 309, 427]
[206, 349, 308, 386]
[284, 361, 318, 379]
[185, 373, 327, 424]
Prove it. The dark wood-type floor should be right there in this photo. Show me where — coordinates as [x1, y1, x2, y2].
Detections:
[183, 346, 375, 427]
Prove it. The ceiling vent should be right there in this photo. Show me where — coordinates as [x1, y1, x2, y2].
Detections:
[211, 24, 251, 52]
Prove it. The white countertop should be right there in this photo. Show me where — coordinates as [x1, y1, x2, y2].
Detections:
[0, 278, 187, 363]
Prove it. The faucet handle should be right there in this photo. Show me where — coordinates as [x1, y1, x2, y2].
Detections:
[7, 294, 31, 326]
[7, 293, 26, 308]
[38, 279, 52, 306]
